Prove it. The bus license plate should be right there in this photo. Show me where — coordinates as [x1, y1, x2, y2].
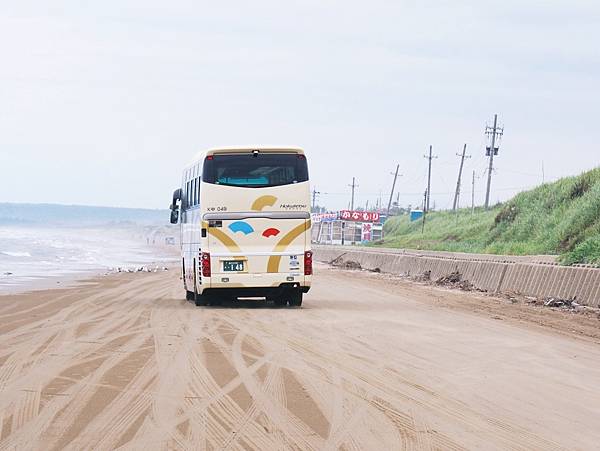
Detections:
[223, 261, 244, 272]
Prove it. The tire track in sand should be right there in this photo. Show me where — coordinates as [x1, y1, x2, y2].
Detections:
[1, 266, 594, 449]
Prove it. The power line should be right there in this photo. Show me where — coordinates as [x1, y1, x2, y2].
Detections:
[320, 184, 539, 197]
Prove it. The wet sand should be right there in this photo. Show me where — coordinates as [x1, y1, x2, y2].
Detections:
[1, 264, 599, 450]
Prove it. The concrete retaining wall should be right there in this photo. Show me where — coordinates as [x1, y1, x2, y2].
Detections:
[314, 247, 600, 307]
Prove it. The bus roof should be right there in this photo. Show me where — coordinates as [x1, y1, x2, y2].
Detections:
[188, 146, 305, 166]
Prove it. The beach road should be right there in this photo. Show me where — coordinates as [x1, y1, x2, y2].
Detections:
[1, 265, 600, 450]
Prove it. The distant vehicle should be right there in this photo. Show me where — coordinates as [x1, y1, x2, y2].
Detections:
[169, 147, 312, 307]
[164, 236, 176, 245]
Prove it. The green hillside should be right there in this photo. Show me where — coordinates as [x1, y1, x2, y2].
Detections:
[379, 167, 600, 265]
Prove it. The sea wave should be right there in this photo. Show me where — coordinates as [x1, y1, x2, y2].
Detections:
[1, 251, 32, 258]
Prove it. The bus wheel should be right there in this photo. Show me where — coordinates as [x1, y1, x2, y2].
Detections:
[209, 296, 222, 306]
[289, 291, 303, 307]
[273, 297, 287, 307]
[194, 293, 208, 306]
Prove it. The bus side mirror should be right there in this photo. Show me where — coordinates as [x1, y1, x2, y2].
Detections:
[170, 188, 182, 224]
[170, 209, 179, 224]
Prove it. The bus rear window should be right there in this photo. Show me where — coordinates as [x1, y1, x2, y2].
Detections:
[202, 153, 309, 188]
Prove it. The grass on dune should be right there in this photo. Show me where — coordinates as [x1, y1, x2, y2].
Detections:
[378, 167, 600, 265]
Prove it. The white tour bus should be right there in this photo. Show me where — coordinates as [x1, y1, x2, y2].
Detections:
[169, 147, 312, 307]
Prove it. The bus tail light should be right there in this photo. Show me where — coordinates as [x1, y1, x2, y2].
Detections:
[304, 251, 313, 275]
[201, 252, 211, 277]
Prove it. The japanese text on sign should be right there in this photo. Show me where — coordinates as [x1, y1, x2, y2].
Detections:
[339, 210, 380, 222]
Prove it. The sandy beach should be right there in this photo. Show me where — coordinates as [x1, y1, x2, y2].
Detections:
[1, 264, 600, 450]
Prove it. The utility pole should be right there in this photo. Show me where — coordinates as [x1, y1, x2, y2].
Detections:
[422, 189, 428, 233]
[542, 161, 545, 184]
[348, 177, 358, 211]
[386, 164, 400, 216]
[452, 144, 471, 212]
[423, 145, 437, 213]
[484, 114, 504, 209]
[311, 187, 321, 212]
[471, 170, 477, 215]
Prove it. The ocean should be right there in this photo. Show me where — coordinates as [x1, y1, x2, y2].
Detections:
[0, 226, 178, 293]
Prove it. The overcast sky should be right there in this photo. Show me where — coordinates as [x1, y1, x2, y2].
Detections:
[1, 1, 599, 211]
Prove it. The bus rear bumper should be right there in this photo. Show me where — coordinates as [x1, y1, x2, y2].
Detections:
[201, 272, 309, 287]
[200, 283, 309, 300]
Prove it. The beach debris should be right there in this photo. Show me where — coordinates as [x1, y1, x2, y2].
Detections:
[331, 258, 362, 270]
[343, 260, 362, 270]
[543, 297, 585, 312]
[108, 265, 170, 274]
[435, 271, 475, 291]
[412, 270, 431, 282]
[328, 253, 348, 266]
[437, 272, 461, 284]
[544, 298, 566, 308]
[414, 270, 431, 282]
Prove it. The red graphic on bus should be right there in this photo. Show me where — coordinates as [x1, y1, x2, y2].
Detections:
[262, 228, 280, 238]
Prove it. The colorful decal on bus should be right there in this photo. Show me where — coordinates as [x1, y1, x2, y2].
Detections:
[262, 228, 281, 238]
[228, 221, 255, 235]
[251, 195, 277, 211]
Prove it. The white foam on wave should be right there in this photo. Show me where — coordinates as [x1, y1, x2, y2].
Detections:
[1, 251, 32, 258]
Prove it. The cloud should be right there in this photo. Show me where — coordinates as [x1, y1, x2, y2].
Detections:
[0, 1, 598, 210]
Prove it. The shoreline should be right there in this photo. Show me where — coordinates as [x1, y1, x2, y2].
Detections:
[0, 257, 178, 296]
[0, 224, 180, 296]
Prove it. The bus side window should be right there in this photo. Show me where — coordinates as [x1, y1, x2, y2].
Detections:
[192, 177, 195, 206]
[192, 179, 196, 205]
[191, 179, 195, 206]
[186, 180, 191, 209]
[190, 179, 194, 207]
[195, 177, 200, 205]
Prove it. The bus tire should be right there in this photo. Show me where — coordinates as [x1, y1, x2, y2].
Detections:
[208, 296, 222, 306]
[273, 297, 287, 307]
[289, 291, 303, 307]
[194, 293, 208, 306]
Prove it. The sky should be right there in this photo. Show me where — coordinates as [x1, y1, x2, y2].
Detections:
[1, 0, 599, 211]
